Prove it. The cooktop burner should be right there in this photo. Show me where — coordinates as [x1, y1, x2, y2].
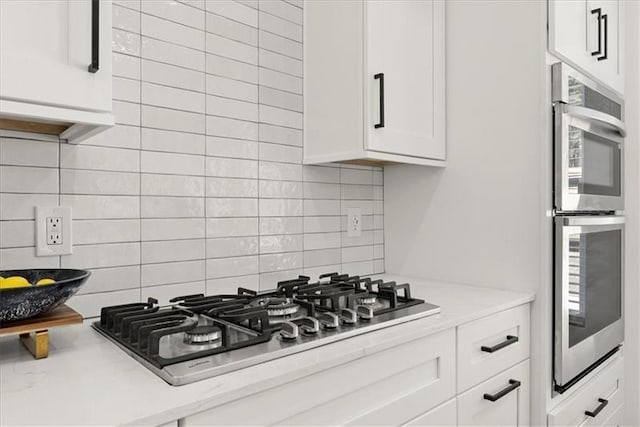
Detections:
[92, 273, 440, 385]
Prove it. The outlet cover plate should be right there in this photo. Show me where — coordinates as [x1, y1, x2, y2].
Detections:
[347, 207, 362, 237]
[36, 206, 73, 256]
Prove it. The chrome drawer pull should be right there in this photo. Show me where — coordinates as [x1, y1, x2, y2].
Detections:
[585, 398, 609, 418]
[483, 379, 521, 402]
[481, 335, 518, 353]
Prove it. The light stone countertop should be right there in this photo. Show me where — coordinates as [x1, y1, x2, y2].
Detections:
[0, 275, 535, 426]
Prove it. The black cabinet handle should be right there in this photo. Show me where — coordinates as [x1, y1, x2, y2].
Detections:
[598, 14, 608, 61]
[481, 335, 519, 353]
[591, 8, 602, 56]
[88, 0, 100, 73]
[585, 398, 609, 418]
[483, 379, 521, 402]
[374, 73, 384, 129]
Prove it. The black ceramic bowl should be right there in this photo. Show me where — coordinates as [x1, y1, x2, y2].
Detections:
[0, 269, 91, 323]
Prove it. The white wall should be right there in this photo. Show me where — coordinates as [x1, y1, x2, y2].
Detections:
[624, 1, 640, 424]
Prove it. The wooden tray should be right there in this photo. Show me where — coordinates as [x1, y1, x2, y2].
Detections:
[0, 304, 83, 359]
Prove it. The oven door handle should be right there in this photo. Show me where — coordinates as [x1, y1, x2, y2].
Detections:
[561, 215, 625, 227]
[562, 104, 626, 137]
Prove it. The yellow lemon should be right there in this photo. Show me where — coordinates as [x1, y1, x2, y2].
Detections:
[0, 276, 31, 289]
[36, 278, 56, 286]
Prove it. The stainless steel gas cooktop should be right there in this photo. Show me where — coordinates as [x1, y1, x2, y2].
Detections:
[92, 273, 440, 385]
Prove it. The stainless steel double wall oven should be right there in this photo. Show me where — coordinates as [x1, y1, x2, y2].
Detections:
[552, 63, 625, 393]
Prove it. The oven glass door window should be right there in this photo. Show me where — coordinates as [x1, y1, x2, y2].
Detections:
[568, 127, 621, 197]
[567, 229, 622, 347]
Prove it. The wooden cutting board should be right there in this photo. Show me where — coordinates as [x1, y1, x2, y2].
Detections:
[0, 304, 83, 359]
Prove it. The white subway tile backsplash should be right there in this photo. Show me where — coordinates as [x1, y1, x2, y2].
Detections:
[258, 10, 302, 41]
[259, 161, 301, 181]
[141, 196, 205, 218]
[141, 174, 205, 197]
[113, 4, 141, 33]
[60, 144, 139, 172]
[259, 123, 302, 146]
[142, 36, 205, 71]
[114, 52, 141, 79]
[141, 151, 204, 176]
[259, 217, 302, 235]
[141, 0, 205, 30]
[259, 30, 302, 59]
[259, 67, 302, 94]
[142, 14, 205, 50]
[259, 86, 302, 112]
[206, 53, 258, 84]
[205, 1, 258, 28]
[60, 195, 140, 219]
[259, 180, 302, 199]
[207, 236, 258, 258]
[259, 142, 301, 164]
[0, 1, 384, 316]
[206, 74, 258, 102]
[142, 218, 205, 241]
[0, 194, 58, 220]
[206, 177, 258, 197]
[259, 198, 302, 217]
[113, 28, 141, 56]
[0, 220, 34, 248]
[207, 157, 258, 178]
[0, 247, 60, 269]
[206, 255, 259, 279]
[142, 82, 205, 113]
[205, 33, 257, 65]
[141, 128, 206, 155]
[142, 59, 205, 92]
[61, 242, 141, 269]
[141, 260, 206, 287]
[259, 234, 302, 254]
[206, 115, 258, 140]
[207, 217, 258, 238]
[113, 100, 141, 126]
[142, 239, 206, 264]
[0, 138, 58, 167]
[206, 95, 258, 122]
[259, 49, 302, 77]
[73, 219, 140, 245]
[207, 198, 258, 217]
[60, 170, 139, 195]
[142, 105, 205, 134]
[206, 136, 258, 159]
[206, 11, 258, 46]
[0, 166, 58, 194]
[259, 0, 302, 25]
[113, 77, 141, 103]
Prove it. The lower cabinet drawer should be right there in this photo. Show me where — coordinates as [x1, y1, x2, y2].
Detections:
[457, 359, 530, 426]
[183, 328, 456, 426]
[404, 398, 457, 426]
[548, 356, 624, 427]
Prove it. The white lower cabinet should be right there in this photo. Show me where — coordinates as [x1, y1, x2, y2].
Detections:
[548, 356, 624, 427]
[183, 329, 456, 426]
[404, 398, 457, 426]
[180, 304, 532, 427]
[457, 359, 530, 426]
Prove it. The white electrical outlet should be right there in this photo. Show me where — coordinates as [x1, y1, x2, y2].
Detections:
[36, 206, 73, 256]
[347, 208, 362, 237]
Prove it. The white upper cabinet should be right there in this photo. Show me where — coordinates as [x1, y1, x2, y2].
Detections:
[0, 0, 113, 142]
[304, 0, 445, 167]
[549, 0, 624, 96]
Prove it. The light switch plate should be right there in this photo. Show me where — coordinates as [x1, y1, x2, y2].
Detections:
[36, 206, 73, 256]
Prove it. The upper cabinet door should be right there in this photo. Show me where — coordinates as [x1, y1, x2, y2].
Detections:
[0, 0, 112, 113]
[365, 0, 445, 160]
[549, 0, 624, 96]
